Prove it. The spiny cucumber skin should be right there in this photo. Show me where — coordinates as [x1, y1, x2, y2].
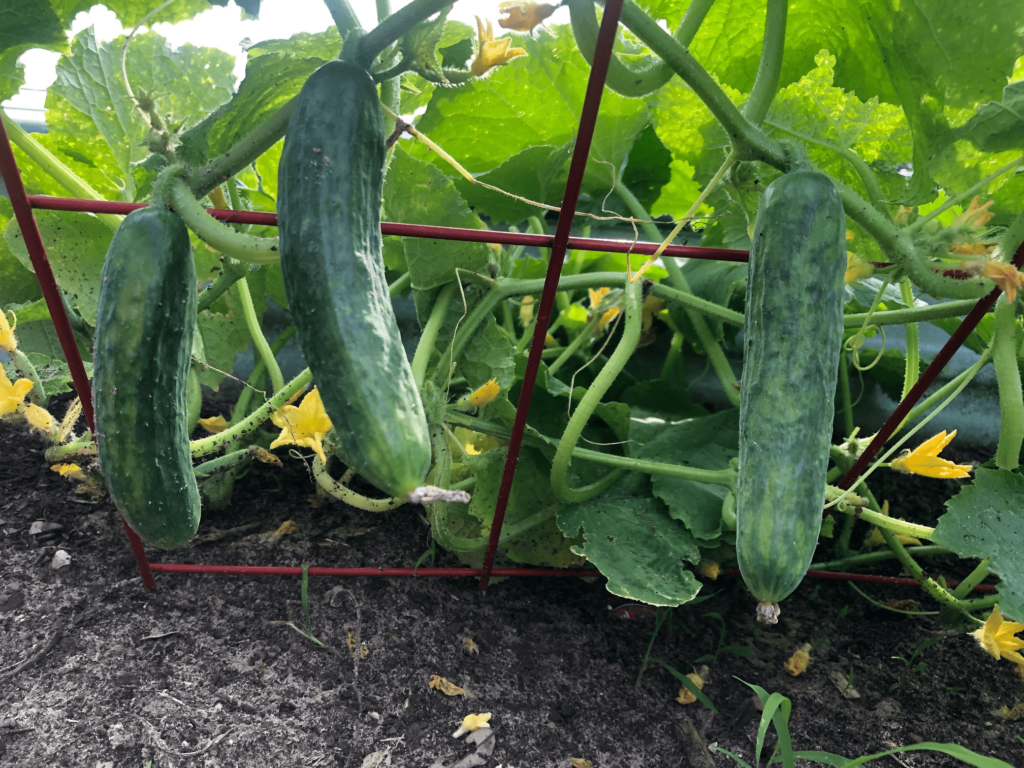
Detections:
[736, 170, 847, 613]
[93, 208, 200, 549]
[278, 60, 431, 498]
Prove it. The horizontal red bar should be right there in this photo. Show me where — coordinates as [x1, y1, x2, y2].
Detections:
[722, 567, 994, 593]
[26, 195, 749, 262]
[148, 563, 602, 577]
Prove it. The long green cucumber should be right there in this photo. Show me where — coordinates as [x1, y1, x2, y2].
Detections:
[736, 170, 847, 624]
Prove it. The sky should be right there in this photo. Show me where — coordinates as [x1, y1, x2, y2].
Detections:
[2, 0, 570, 123]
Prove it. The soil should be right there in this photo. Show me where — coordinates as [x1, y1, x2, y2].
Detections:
[2, 398, 1023, 768]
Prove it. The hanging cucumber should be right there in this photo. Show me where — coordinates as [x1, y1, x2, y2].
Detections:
[277, 60, 431, 498]
[92, 207, 201, 549]
[735, 170, 847, 624]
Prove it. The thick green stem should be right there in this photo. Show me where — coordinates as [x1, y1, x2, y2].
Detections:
[842, 299, 977, 328]
[449, 411, 734, 486]
[951, 557, 992, 600]
[660, 330, 684, 382]
[839, 351, 854, 438]
[901, 347, 992, 430]
[615, 1, 786, 166]
[2, 111, 122, 231]
[312, 457, 406, 512]
[876, 525, 963, 613]
[851, 507, 934, 541]
[811, 545, 950, 572]
[550, 280, 642, 502]
[235, 274, 284, 394]
[12, 349, 46, 407]
[906, 155, 1024, 235]
[324, 0, 363, 37]
[614, 180, 741, 406]
[230, 326, 296, 424]
[566, 0, 714, 97]
[194, 446, 258, 478]
[741, 0, 786, 126]
[197, 260, 249, 313]
[548, 316, 601, 377]
[993, 296, 1023, 470]
[900, 278, 920, 401]
[163, 173, 279, 263]
[192, 368, 312, 458]
[352, 0, 453, 68]
[412, 282, 456, 387]
[188, 99, 295, 198]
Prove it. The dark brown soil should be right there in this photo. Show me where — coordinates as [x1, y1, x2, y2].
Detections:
[1, 410, 1023, 768]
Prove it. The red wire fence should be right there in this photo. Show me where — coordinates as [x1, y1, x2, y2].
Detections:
[0, 0, 1000, 597]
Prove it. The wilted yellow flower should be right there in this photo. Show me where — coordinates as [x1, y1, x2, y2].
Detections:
[952, 196, 994, 230]
[675, 669, 705, 704]
[783, 643, 812, 676]
[588, 286, 611, 308]
[894, 206, 914, 226]
[519, 296, 534, 326]
[270, 387, 332, 464]
[889, 430, 973, 479]
[428, 675, 465, 696]
[949, 242, 996, 256]
[272, 520, 297, 540]
[469, 378, 500, 406]
[642, 295, 665, 332]
[845, 252, 874, 285]
[597, 306, 621, 331]
[698, 561, 720, 580]
[23, 402, 56, 437]
[0, 369, 34, 417]
[198, 415, 230, 434]
[971, 605, 1024, 665]
[470, 17, 526, 77]
[498, 1, 556, 32]
[544, 333, 557, 347]
[51, 463, 85, 481]
[453, 712, 492, 737]
[863, 500, 922, 547]
[0, 310, 17, 354]
[966, 260, 1024, 303]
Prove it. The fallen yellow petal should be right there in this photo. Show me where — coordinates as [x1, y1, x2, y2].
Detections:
[676, 670, 704, 704]
[453, 712, 491, 737]
[698, 561, 720, 580]
[429, 675, 466, 696]
[783, 643, 812, 677]
[198, 415, 230, 434]
[51, 463, 86, 481]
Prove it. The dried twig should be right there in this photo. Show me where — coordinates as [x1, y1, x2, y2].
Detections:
[136, 717, 235, 758]
[0, 621, 62, 680]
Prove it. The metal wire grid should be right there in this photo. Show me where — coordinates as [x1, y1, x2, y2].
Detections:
[0, 0, 1007, 595]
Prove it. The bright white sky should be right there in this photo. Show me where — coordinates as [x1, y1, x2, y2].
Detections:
[2, 0, 570, 122]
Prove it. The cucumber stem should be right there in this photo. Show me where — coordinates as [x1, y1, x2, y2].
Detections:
[951, 557, 992, 600]
[547, 316, 601, 377]
[235, 273, 285, 394]
[899, 346, 992, 434]
[899, 278, 920, 402]
[162, 172, 280, 264]
[312, 458, 406, 512]
[906, 155, 1024, 235]
[813, 545, 952, 572]
[660, 331, 685, 383]
[741, 0, 787, 126]
[550, 279, 642, 503]
[1, 110, 122, 231]
[230, 326, 297, 424]
[191, 367, 312, 458]
[412, 282, 457, 388]
[839, 351, 855, 438]
[353, 0, 457, 68]
[842, 298, 978, 329]
[324, 0, 363, 37]
[876, 525, 964, 614]
[388, 271, 412, 296]
[197, 260, 249, 313]
[12, 348, 46, 407]
[993, 296, 1023, 470]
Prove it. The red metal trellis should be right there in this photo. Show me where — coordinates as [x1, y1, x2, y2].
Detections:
[0, 6, 999, 599]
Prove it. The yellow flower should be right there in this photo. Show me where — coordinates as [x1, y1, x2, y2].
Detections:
[889, 430, 973, 479]
[453, 712, 492, 737]
[498, 1, 556, 32]
[952, 196, 994, 230]
[269, 387, 332, 464]
[675, 669, 705, 704]
[51, 463, 86, 481]
[597, 306, 621, 331]
[544, 333, 558, 347]
[949, 242, 996, 256]
[698, 561, 719, 580]
[469, 378, 500, 406]
[642, 295, 665, 332]
[971, 605, 1024, 665]
[894, 206, 914, 226]
[588, 286, 611, 308]
[0, 369, 34, 417]
[198, 415, 230, 434]
[519, 296, 534, 326]
[23, 403, 56, 438]
[846, 230, 854, 241]
[0, 310, 17, 354]
[967, 260, 1024, 303]
[783, 643, 812, 677]
[845, 252, 874, 285]
[470, 17, 526, 77]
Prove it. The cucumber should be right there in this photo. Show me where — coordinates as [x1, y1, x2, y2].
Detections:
[93, 207, 201, 549]
[278, 60, 431, 498]
[735, 170, 847, 624]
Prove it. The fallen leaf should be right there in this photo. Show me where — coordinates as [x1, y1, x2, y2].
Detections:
[429, 675, 465, 696]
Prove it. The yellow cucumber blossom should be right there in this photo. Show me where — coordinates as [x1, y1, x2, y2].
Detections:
[51, 463, 86, 481]
[971, 605, 1024, 665]
[641, 295, 665, 332]
[952, 196, 994, 230]
[588, 286, 611, 308]
[198, 414, 230, 434]
[845, 252, 873, 285]
[519, 295, 534, 326]
[270, 386, 332, 464]
[0, 310, 17, 353]
[469, 378, 500, 406]
[889, 430, 973, 479]
[962, 259, 1024, 303]
[1, 369, 34, 417]
[23, 402, 57, 439]
[470, 17, 526, 77]
[453, 712, 492, 737]
[498, 1, 556, 32]
[597, 306, 621, 331]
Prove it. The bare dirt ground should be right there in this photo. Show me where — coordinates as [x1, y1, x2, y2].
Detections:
[2, 412, 1023, 768]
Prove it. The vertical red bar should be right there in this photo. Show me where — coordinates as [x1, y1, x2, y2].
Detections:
[478, 0, 626, 590]
[0, 119, 157, 590]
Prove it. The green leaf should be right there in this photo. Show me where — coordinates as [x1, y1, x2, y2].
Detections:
[383, 145, 492, 292]
[5, 210, 112, 324]
[465, 445, 585, 568]
[411, 25, 648, 196]
[557, 472, 703, 607]
[49, 29, 235, 194]
[438, 20, 474, 69]
[621, 123, 673, 213]
[3, 351, 89, 399]
[0, 47, 26, 103]
[454, 144, 570, 226]
[932, 468, 1024, 624]
[196, 270, 266, 390]
[0, 202, 40, 307]
[50, 0, 215, 27]
[0, 0, 65, 56]
[458, 313, 515, 391]
[958, 81, 1024, 153]
[632, 409, 738, 540]
[401, 4, 451, 82]
[619, 379, 708, 421]
[667, 259, 746, 343]
[245, 27, 340, 60]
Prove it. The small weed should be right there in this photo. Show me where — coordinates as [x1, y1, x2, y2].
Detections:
[836, 603, 849, 620]
[890, 636, 945, 691]
[695, 611, 759, 664]
[265, 563, 326, 647]
[413, 539, 436, 573]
